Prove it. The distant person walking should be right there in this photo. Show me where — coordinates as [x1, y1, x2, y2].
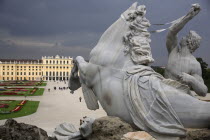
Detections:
[79, 97, 82, 102]
[48, 88, 50, 92]
[80, 119, 83, 125]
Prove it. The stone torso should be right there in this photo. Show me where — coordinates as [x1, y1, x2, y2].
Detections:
[165, 47, 201, 82]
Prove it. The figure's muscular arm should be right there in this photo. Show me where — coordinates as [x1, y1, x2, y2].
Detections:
[190, 73, 208, 96]
[166, 4, 201, 54]
[179, 70, 208, 96]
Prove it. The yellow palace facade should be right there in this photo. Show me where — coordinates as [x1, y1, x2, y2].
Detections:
[0, 55, 73, 81]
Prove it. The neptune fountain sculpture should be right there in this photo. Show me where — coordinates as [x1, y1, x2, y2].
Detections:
[164, 4, 208, 97]
[55, 2, 210, 140]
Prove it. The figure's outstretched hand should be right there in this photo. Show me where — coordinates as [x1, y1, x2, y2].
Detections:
[178, 72, 193, 84]
[188, 3, 201, 18]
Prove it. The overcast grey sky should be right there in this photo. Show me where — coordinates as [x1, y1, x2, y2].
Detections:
[0, 0, 209, 66]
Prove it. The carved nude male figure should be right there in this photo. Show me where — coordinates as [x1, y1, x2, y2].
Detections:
[164, 4, 208, 96]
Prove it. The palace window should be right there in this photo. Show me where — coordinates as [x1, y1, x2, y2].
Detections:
[3, 72, 4, 75]
[7, 72, 9, 75]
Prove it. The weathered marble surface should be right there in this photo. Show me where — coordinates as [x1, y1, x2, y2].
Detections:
[53, 117, 95, 140]
[164, 3, 208, 97]
[68, 2, 210, 139]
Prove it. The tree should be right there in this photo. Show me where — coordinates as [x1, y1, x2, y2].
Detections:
[196, 57, 208, 80]
[151, 66, 165, 76]
[196, 58, 210, 92]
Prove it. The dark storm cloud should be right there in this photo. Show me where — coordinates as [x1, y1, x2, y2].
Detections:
[0, 0, 209, 66]
[0, 0, 129, 36]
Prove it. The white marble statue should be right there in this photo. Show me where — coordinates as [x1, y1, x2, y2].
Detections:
[164, 3, 208, 97]
[63, 2, 210, 139]
[53, 117, 95, 140]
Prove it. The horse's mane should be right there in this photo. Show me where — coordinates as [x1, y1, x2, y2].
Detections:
[89, 2, 154, 69]
[89, 3, 138, 69]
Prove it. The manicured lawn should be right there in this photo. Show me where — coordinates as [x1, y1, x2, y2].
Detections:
[0, 88, 45, 96]
[0, 100, 40, 120]
[32, 88, 45, 96]
[0, 81, 47, 87]
[40, 82, 47, 86]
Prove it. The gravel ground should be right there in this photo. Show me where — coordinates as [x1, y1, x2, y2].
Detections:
[0, 81, 107, 136]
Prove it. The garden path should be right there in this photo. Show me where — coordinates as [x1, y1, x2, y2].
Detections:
[0, 81, 107, 136]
